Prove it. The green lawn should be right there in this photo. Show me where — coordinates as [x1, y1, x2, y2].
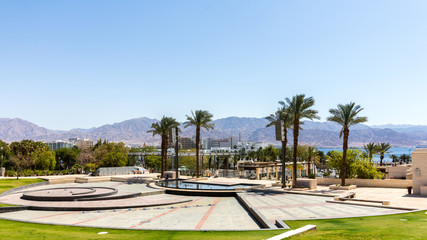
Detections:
[287, 210, 427, 239]
[0, 178, 45, 207]
[0, 219, 285, 240]
[0, 178, 45, 195]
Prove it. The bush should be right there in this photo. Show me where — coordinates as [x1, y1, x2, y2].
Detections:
[323, 171, 331, 177]
[308, 173, 316, 179]
[6, 170, 16, 177]
[327, 149, 383, 179]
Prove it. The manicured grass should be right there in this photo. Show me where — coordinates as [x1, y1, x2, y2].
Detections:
[0, 178, 45, 194]
[287, 210, 427, 239]
[0, 219, 285, 240]
[0, 178, 45, 207]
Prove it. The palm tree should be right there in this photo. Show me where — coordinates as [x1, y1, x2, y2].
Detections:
[184, 110, 215, 178]
[389, 154, 400, 163]
[363, 142, 378, 162]
[327, 102, 367, 186]
[306, 145, 318, 176]
[147, 116, 179, 178]
[377, 142, 392, 166]
[399, 154, 411, 164]
[286, 94, 320, 187]
[265, 105, 293, 187]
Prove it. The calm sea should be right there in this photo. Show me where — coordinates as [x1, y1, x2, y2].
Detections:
[318, 147, 414, 164]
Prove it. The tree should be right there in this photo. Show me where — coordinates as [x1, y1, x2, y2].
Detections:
[306, 145, 318, 176]
[78, 148, 96, 169]
[0, 140, 10, 169]
[327, 149, 383, 179]
[34, 151, 56, 170]
[266, 105, 293, 187]
[327, 102, 367, 186]
[147, 116, 179, 178]
[94, 142, 129, 168]
[263, 145, 278, 162]
[101, 152, 128, 167]
[286, 94, 320, 187]
[363, 142, 378, 162]
[399, 154, 411, 164]
[9, 140, 49, 179]
[389, 154, 400, 163]
[55, 147, 80, 170]
[377, 143, 392, 166]
[184, 110, 214, 178]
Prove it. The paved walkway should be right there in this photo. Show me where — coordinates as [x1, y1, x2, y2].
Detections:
[0, 196, 259, 230]
[1, 177, 426, 230]
[239, 191, 407, 223]
[307, 185, 427, 209]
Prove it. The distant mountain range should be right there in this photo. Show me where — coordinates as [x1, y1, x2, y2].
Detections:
[1, 117, 427, 147]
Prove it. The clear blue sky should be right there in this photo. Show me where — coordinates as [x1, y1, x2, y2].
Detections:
[1, 1, 427, 130]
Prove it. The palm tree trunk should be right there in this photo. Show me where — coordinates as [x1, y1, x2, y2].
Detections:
[281, 140, 286, 187]
[160, 136, 165, 178]
[281, 129, 288, 188]
[341, 128, 349, 186]
[308, 156, 311, 176]
[292, 119, 299, 188]
[164, 135, 169, 174]
[380, 155, 384, 166]
[196, 126, 200, 178]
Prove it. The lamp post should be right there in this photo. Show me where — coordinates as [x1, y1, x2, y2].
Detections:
[175, 126, 179, 179]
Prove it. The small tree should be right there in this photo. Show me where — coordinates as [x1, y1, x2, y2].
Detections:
[377, 143, 392, 166]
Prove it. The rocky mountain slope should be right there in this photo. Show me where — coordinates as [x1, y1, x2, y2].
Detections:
[0, 117, 424, 147]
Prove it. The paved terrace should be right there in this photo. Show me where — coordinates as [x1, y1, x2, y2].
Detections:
[0, 176, 425, 230]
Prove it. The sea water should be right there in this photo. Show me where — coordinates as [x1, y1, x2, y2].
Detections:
[318, 147, 414, 164]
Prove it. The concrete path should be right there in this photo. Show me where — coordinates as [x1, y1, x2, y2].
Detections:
[0, 196, 260, 230]
[239, 191, 408, 223]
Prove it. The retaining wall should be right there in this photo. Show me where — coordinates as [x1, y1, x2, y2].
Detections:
[317, 177, 412, 188]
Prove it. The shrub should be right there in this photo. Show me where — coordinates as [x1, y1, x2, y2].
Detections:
[327, 149, 383, 179]
[308, 173, 316, 179]
[6, 170, 16, 177]
[323, 171, 331, 177]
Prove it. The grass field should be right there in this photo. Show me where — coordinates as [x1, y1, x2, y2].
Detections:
[0, 219, 286, 240]
[0, 178, 45, 207]
[287, 210, 427, 239]
[0, 178, 45, 195]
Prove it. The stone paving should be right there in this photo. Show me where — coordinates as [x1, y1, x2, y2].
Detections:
[1, 177, 425, 230]
[0, 196, 259, 230]
[239, 191, 408, 223]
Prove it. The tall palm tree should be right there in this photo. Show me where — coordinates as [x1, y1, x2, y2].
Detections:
[327, 102, 367, 186]
[147, 116, 179, 178]
[363, 142, 378, 162]
[377, 142, 392, 166]
[286, 94, 320, 187]
[265, 105, 293, 187]
[184, 110, 215, 178]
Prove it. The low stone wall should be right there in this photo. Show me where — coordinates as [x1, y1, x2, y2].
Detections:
[317, 177, 412, 188]
[297, 178, 317, 189]
[75, 176, 112, 183]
